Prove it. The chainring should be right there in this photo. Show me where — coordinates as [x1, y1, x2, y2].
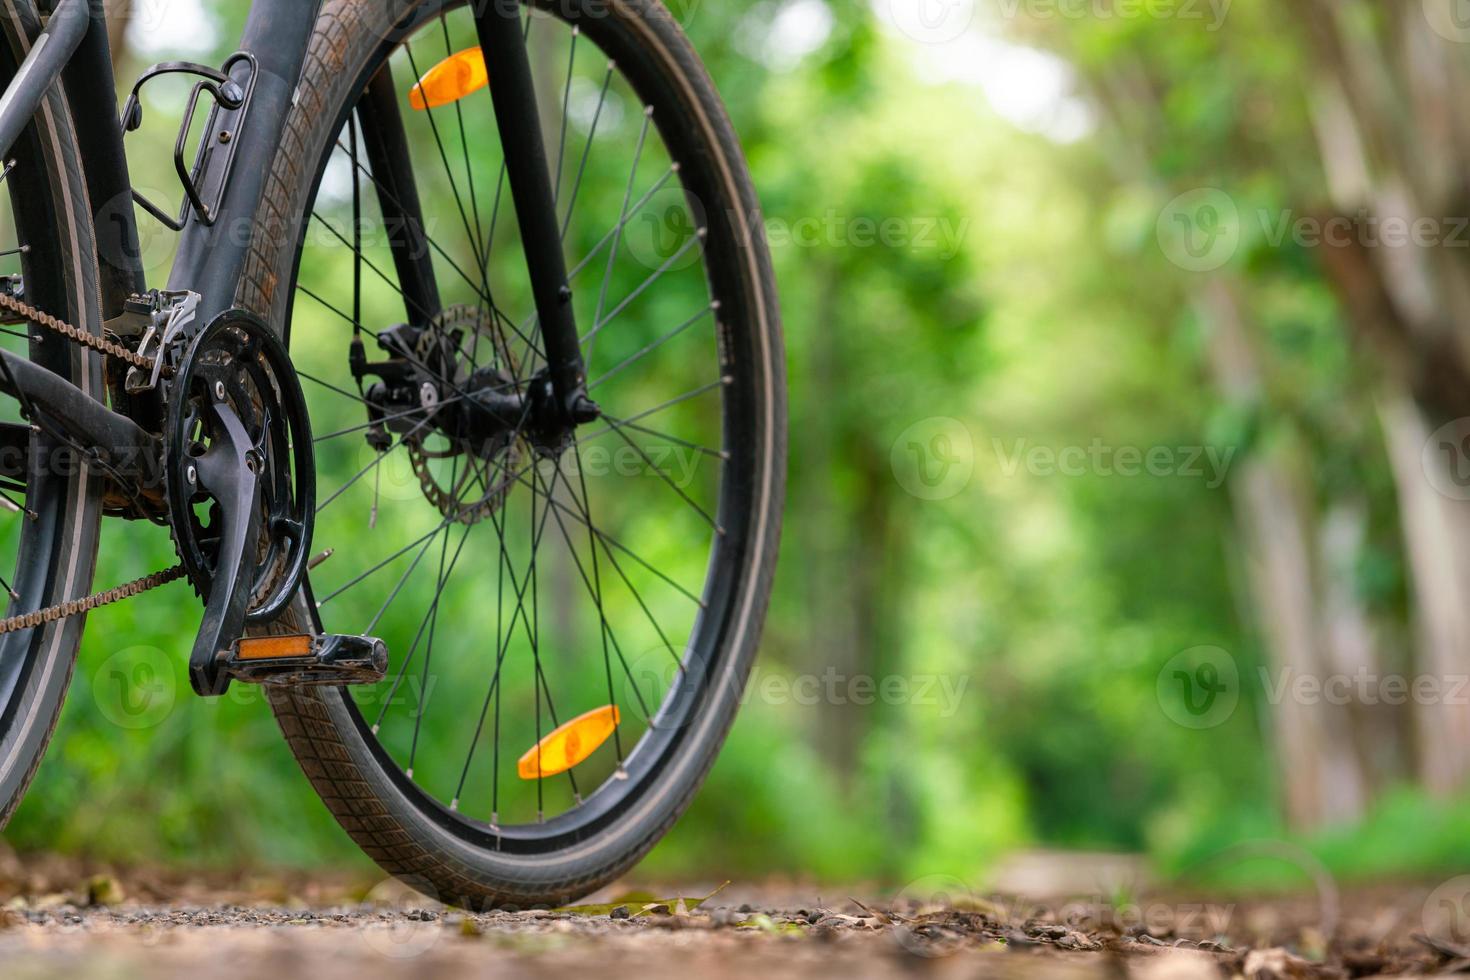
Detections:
[408, 303, 521, 525]
[164, 310, 315, 623]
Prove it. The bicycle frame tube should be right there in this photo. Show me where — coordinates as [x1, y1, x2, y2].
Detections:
[165, 0, 319, 321]
[0, 0, 317, 322]
[0, 0, 86, 165]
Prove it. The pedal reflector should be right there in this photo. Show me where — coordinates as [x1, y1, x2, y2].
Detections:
[408, 47, 488, 110]
[517, 705, 621, 780]
[236, 634, 313, 660]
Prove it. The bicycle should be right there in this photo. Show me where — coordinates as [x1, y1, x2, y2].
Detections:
[0, 0, 784, 907]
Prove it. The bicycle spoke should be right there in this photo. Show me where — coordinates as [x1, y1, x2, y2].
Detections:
[375, 520, 473, 742]
[504, 463, 704, 607]
[315, 409, 443, 515]
[442, 13, 486, 270]
[587, 107, 652, 363]
[583, 233, 706, 351]
[553, 28, 578, 203]
[511, 165, 679, 340]
[309, 211, 449, 341]
[296, 367, 379, 411]
[562, 456, 628, 757]
[329, 138, 542, 357]
[349, 112, 364, 345]
[402, 41, 489, 276]
[560, 63, 613, 240]
[556, 457, 687, 678]
[548, 454, 652, 731]
[312, 394, 466, 443]
[566, 167, 676, 282]
[317, 512, 458, 608]
[601, 416, 727, 460]
[408, 461, 465, 775]
[578, 377, 729, 445]
[588, 302, 716, 391]
[452, 453, 519, 815]
[602, 416, 720, 533]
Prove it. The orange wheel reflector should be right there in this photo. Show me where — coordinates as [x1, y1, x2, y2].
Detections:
[517, 705, 621, 780]
[236, 634, 313, 661]
[408, 46, 488, 110]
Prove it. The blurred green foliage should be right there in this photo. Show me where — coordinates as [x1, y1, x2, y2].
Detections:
[5, 0, 1470, 890]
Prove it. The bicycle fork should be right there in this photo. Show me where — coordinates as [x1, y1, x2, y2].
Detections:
[473, 3, 598, 430]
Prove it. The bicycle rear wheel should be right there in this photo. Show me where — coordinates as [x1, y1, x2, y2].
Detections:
[242, 0, 784, 906]
[0, 0, 107, 827]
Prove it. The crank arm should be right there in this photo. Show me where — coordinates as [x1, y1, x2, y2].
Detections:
[187, 397, 263, 696]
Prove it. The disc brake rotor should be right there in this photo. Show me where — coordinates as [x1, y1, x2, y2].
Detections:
[408, 303, 521, 525]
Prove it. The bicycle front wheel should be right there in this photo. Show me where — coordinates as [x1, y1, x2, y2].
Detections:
[241, 0, 784, 906]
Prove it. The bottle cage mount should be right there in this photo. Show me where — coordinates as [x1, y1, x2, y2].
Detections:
[119, 52, 259, 230]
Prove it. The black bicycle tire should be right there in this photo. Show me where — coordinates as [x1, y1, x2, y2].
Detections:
[0, 0, 107, 829]
[238, 0, 784, 907]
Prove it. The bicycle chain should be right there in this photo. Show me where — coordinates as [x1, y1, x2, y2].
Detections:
[0, 294, 185, 631]
[0, 566, 186, 635]
[0, 290, 167, 375]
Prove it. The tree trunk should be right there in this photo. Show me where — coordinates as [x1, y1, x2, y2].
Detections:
[1200, 278, 1370, 828]
[1379, 398, 1470, 793]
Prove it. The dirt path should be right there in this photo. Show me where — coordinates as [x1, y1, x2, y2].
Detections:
[1, 861, 1466, 979]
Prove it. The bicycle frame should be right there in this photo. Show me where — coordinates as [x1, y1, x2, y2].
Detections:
[0, 0, 594, 469]
[0, 0, 597, 692]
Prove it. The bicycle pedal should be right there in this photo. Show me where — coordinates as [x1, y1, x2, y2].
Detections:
[224, 633, 387, 686]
